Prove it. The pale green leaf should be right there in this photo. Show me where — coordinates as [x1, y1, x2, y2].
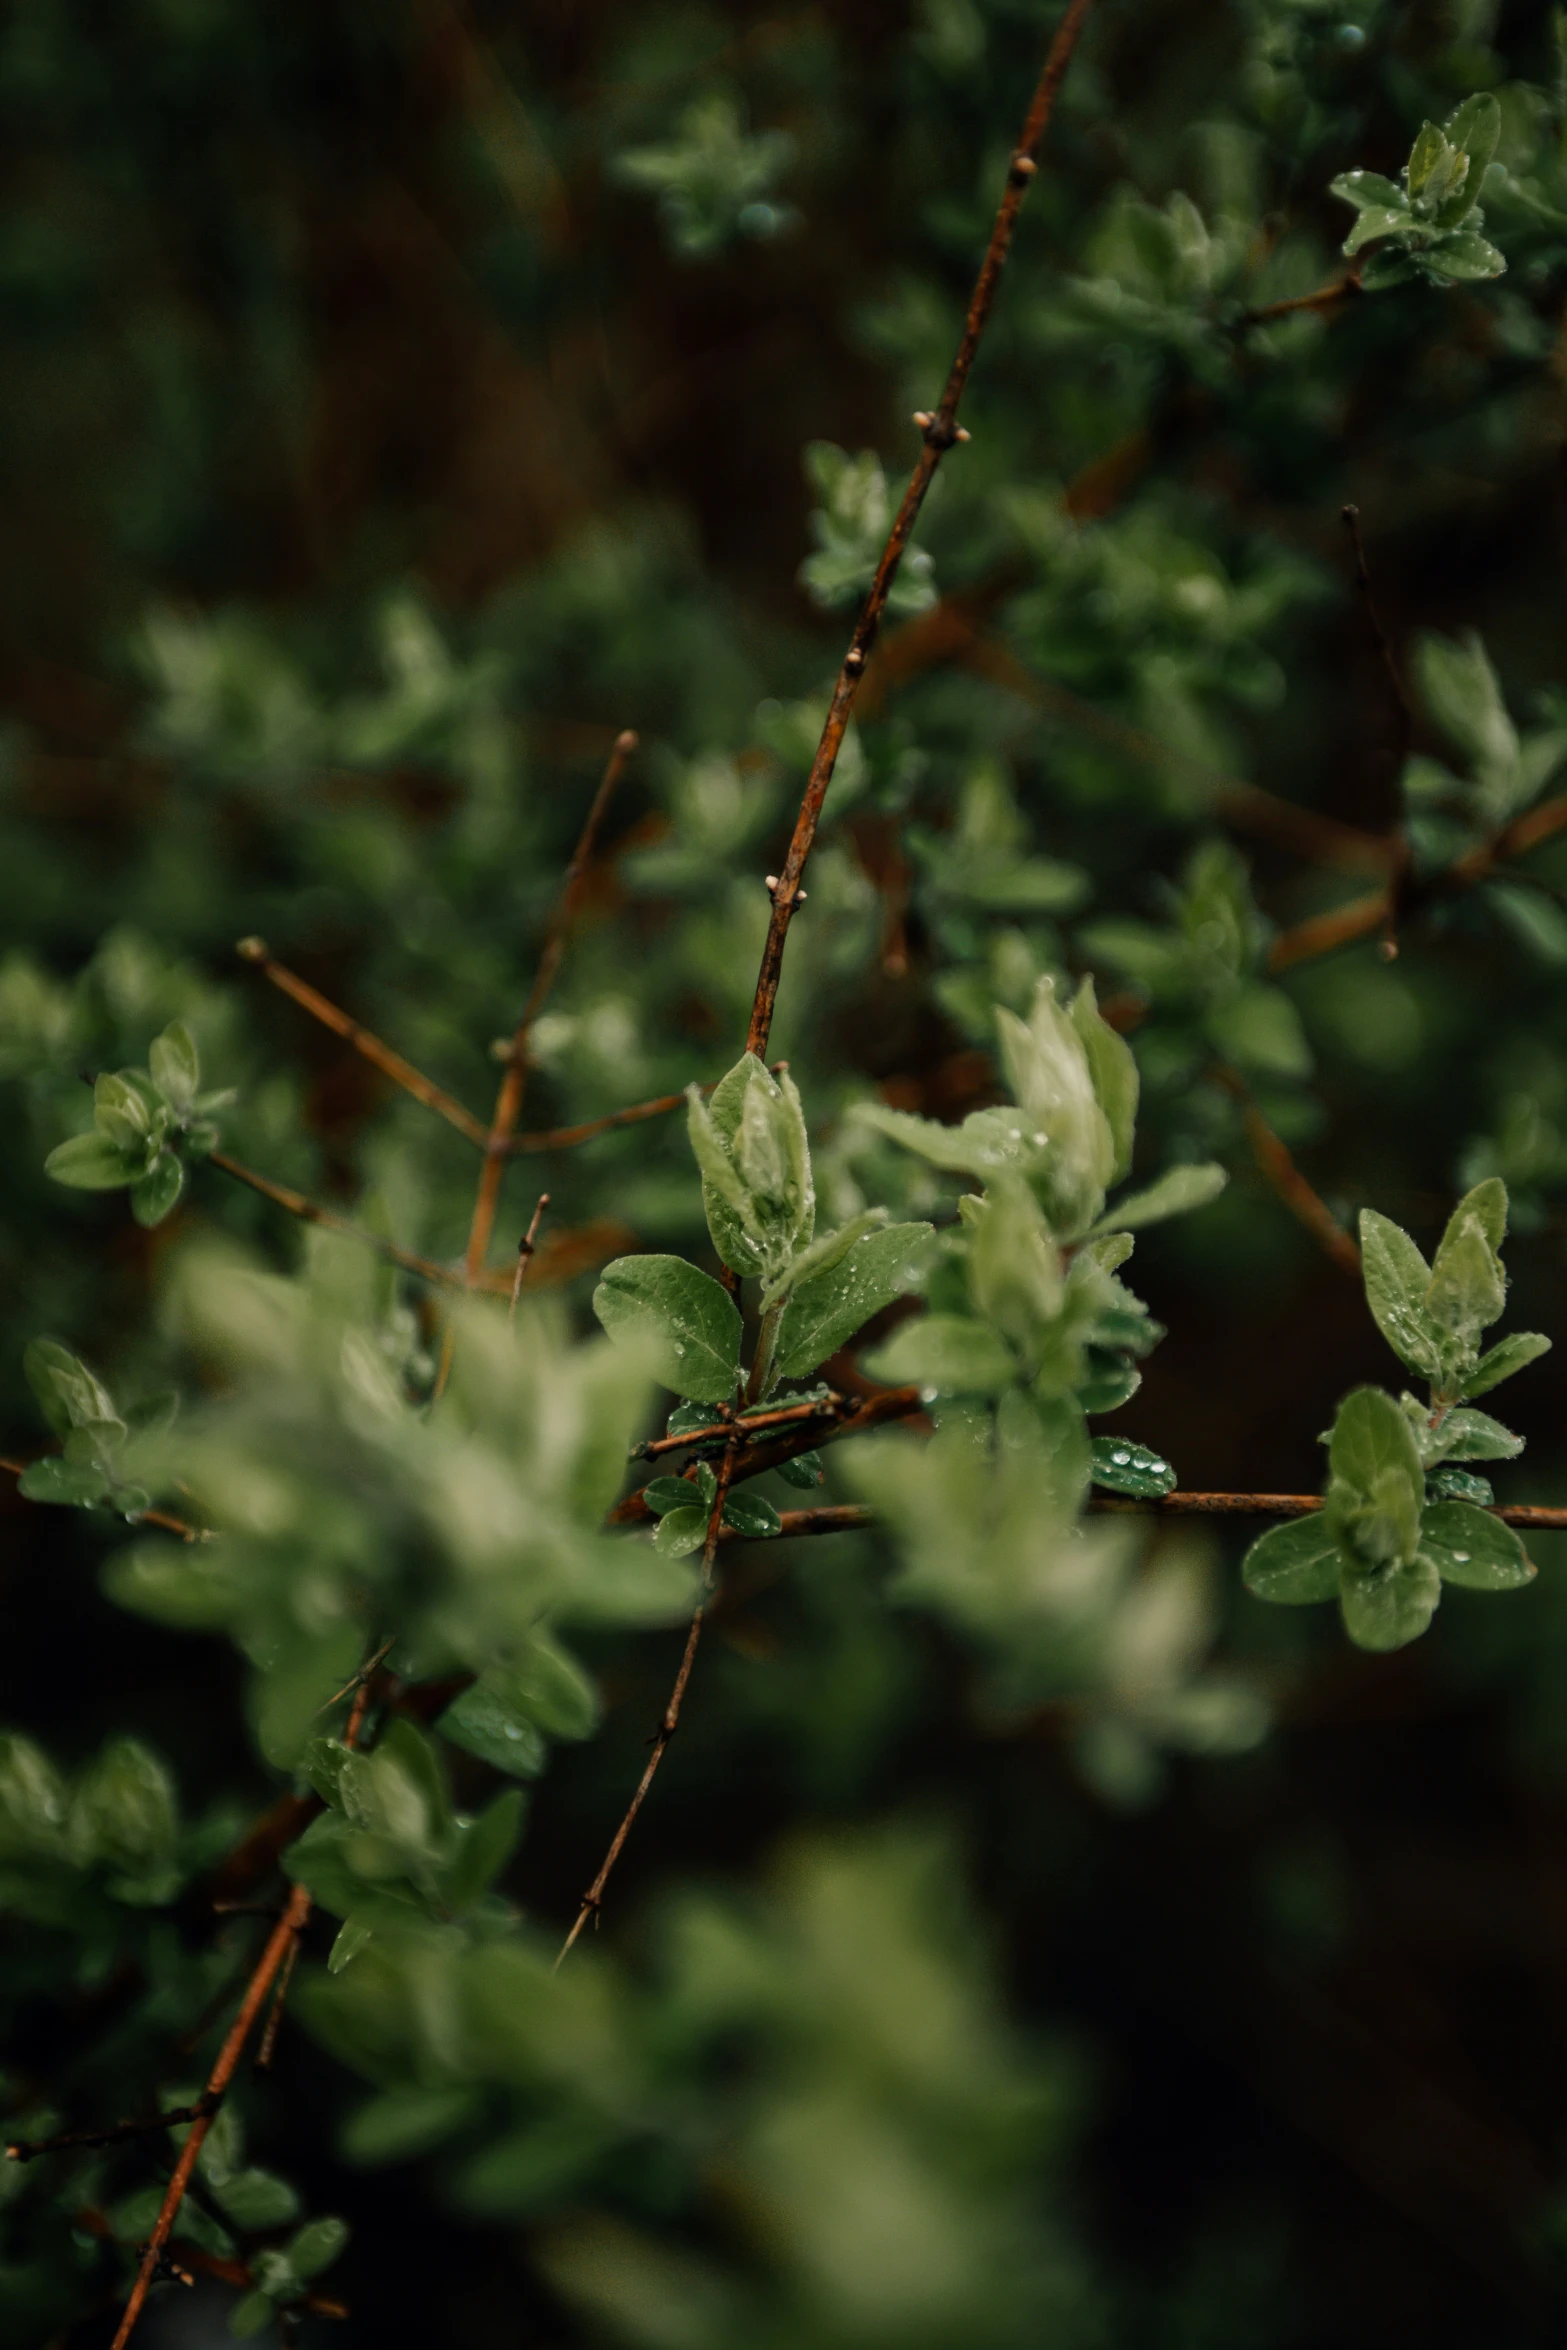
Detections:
[148, 1020, 200, 1110]
[44, 1131, 139, 1191]
[1460, 1329, 1551, 1396]
[1339, 1553, 1442, 1650]
[1086, 1161, 1226, 1238]
[1358, 1210, 1443, 1379]
[861, 1312, 1017, 1394]
[771, 1222, 935, 1380]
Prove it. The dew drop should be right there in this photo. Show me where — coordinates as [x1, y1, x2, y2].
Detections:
[504, 1724, 522, 1740]
[1451, 1550, 1470, 1564]
[1111, 1448, 1131, 1466]
[920, 1386, 938, 1405]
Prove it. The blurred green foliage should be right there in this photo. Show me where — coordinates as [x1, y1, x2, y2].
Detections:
[8, 0, 1567, 2344]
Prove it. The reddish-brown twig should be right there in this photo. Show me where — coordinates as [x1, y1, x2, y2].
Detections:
[1211, 1068, 1361, 1278]
[0, 1457, 205, 1544]
[1268, 789, 1567, 973]
[558, 1425, 741, 1965]
[208, 1149, 513, 1295]
[742, 0, 1093, 1061]
[509, 1193, 550, 1321]
[7, 2098, 219, 2166]
[107, 1884, 311, 2350]
[461, 733, 635, 1293]
[236, 938, 488, 1145]
[609, 1385, 925, 1526]
[635, 1393, 844, 1460]
[504, 1089, 688, 1153]
[1240, 272, 1361, 327]
[108, 1665, 377, 2350]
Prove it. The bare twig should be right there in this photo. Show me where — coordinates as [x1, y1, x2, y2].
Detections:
[635, 1393, 843, 1461]
[1240, 272, 1362, 327]
[236, 938, 489, 1145]
[1269, 789, 1567, 973]
[461, 733, 635, 1292]
[7, 2098, 219, 2166]
[208, 1150, 513, 1295]
[509, 1193, 550, 1320]
[559, 1426, 741, 1964]
[504, 1089, 688, 1153]
[107, 1885, 312, 2350]
[702, 1493, 1567, 1534]
[609, 1385, 926, 1525]
[1212, 1068, 1361, 1278]
[108, 1668, 377, 2349]
[742, 0, 1094, 1061]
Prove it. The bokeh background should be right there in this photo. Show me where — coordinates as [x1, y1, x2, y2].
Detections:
[10, 0, 1567, 2342]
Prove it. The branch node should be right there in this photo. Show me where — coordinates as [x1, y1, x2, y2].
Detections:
[843, 645, 867, 674]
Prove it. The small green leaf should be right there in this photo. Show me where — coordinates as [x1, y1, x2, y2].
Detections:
[148, 1021, 200, 1110]
[445, 1789, 524, 1910]
[1424, 230, 1505, 280]
[23, 1338, 116, 1435]
[44, 1131, 139, 1191]
[1087, 1162, 1226, 1238]
[1088, 1436, 1176, 1498]
[1359, 248, 1416, 291]
[1419, 1498, 1534, 1590]
[1339, 1554, 1442, 1651]
[284, 2216, 349, 2283]
[1359, 1210, 1443, 1379]
[216, 2170, 301, 2232]
[1326, 1386, 1424, 1568]
[862, 1311, 1017, 1394]
[230, 2290, 277, 2337]
[131, 1154, 185, 1228]
[1406, 120, 1449, 203]
[1241, 1513, 1342, 1605]
[92, 1071, 154, 1151]
[1330, 169, 1407, 214]
[593, 1255, 742, 1404]
[758, 1206, 888, 1313]
[771, 1222, 934, 1380]
[643, 1475, 703, 1516]
[436, 1681, 547, 1779]
[1342, 203, 1415, 257]
[1432, 1405, 1522, 1461]
[653, 1504, 710, 1557]
[17, 1455, 109, 1507]
[1442, 92, 1501, 204]
[1460, 1330, 1550, 1397]
[1070, 975, 1139, 1184]
[721, 1490, 781, 1539]
[1425, 1465, 1494, 1506]
[777, 1448, 823, 1489]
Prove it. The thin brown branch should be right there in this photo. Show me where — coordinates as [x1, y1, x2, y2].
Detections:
[0, 1458, 205, 1543]
[208, 1149, 511, 1296]
[7, 2098, 219, 2166]
[1268, 789, 1567, 973]
[109, 1663, 381, 2348]
[505, 1089, 686, 1152]
[1212, 1068, 1361, 1277]
[559, 1425, 742, 1963]
[509, 1193, 550, 1319]
[742, 0, 1093, 1062]
[955, 630, 1394, 880]
[460, 733, 635, 1293]
[609, 1384, 925, 1525]
[635, 1393, 843, 1461]
[1241, 272, 1361, 327]
[236, 938, 489, 1146]
[707, 1492, 1567, 1533]
[108, 1883, 311, 2350]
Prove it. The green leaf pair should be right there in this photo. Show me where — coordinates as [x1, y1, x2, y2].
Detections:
[1243, 1387, 1534, 1651]
[1360, 1179, 1548, 1398]
[230, 2217, 350, 2336]
[17, 1337, 175, 1519]
[43, 1020, 232, 1226]
[643, 1459, 783, 1556]
[1331, 94, 1507, 289]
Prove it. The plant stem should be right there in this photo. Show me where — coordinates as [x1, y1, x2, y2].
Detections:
[741, 0, 1094, 1063]
[236, 938, 488, 1145]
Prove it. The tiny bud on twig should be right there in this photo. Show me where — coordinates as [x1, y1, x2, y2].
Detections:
[844, 646, 866, 674]
[1011, 152, 1039, 181]
[235, 936, 267, 963]
[614, 729, 639, 755]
